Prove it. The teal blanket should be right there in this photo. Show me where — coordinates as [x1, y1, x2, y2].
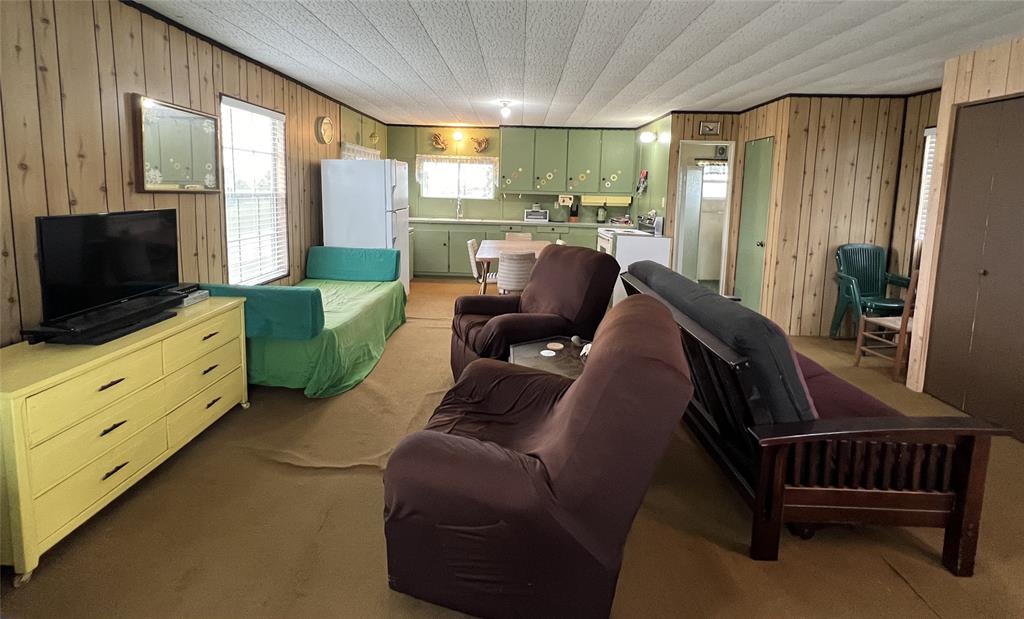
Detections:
[246, 279, 406, 398]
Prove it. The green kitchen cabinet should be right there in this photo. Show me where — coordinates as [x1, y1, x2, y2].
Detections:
[566, 130, 602, 194]
[360, 116, 386, 155]
[532, 129, 568, 193]
[342, 107, 362, 144]
[600, 130, 636, 193]
[499, 128, 535, 192]
[412, 228, 449, 274]
[562, 228, 597, 249]
[533, 232, 560, 243]
[447, 228, 490, 276]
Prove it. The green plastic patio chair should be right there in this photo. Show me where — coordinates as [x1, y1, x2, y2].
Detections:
[830, 244, 910, 337]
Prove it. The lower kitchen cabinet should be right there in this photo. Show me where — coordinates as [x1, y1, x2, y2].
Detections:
[562, 228, 597, 249]
[447, 229, 489, 276]
[412, 229, 449, 274]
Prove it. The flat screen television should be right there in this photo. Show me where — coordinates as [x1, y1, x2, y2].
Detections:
[36, 210, 179, 323]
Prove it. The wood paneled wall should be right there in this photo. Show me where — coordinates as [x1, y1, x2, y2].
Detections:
[763, 96, 905, 336]
[889, 90, 940, 275]
[908, 37, 1024, 391]
[0, 1, 361, 345]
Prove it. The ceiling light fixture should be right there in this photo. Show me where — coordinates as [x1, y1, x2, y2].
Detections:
[499, 100, 511, 119]
[639, 131, 656, 143]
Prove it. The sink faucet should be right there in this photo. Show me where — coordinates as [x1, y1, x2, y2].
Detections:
[455, 197, 464, 220]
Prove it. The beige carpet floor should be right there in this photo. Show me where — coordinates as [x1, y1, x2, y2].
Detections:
[2, 278, 1022, 618]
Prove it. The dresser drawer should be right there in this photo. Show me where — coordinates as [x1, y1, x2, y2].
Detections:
[29, 381, 166, 497]
[27, 344, 163, 446]
[167, 368, 243, 448]
[164, 340, 241, 411]
[34, 419, 167, 541]
[163, 308, 241, 372]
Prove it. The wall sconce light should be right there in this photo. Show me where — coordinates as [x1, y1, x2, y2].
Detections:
[658, 131, 671, 144]
[452, 130, 464, 142]
[639, 131, 656, 143]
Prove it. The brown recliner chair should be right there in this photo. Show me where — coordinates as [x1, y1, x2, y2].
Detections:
[384, 295, 694, 618]
[450, 244, 619, 379]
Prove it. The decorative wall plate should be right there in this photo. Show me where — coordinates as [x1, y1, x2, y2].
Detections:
[315, 116, 335, 144]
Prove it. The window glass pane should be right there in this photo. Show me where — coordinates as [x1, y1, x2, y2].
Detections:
[221, 97, 288, 285]
[416, 155, 497, 200]
[459, 163, 496, 199]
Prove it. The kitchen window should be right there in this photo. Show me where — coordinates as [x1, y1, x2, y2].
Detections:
[221, 97, 288, 285]
[415, 154, 497, 200]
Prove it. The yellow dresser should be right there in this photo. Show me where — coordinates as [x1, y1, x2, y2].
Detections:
[0, 298, 247, 585]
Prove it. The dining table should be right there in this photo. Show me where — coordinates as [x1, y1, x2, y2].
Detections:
[475, 239, 551, 294]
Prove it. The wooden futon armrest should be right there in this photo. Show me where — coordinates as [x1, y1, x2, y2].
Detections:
[749, 416, 1009, 447]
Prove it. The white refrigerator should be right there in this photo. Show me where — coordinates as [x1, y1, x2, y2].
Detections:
[321, 159, 410, 293]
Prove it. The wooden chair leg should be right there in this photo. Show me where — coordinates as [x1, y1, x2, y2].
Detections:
[942, 436, 991, 576]
[750, 446, 786, 561]
[854, 316, 867, 366]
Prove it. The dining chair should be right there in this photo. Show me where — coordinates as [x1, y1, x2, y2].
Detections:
[854, 269, 919, 380]
[830, 244, 910, 337]
[466, 239, 497, 294]
[505, 232, 533, 241]
[496, 251, 536, 294]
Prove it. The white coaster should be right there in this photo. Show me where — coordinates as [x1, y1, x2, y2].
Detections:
[539, 349, 556, 357]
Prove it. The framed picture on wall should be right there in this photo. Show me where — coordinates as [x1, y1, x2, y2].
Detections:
[698, 121, 721, 137]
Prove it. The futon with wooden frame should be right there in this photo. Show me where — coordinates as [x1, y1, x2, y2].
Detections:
[621, 261, 1008, 576]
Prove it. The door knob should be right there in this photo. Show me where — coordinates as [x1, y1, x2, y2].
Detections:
[978, 268, 988, 276]
[756, 241, 765, 247]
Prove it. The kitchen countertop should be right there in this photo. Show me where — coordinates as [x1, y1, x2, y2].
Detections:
[409, 217, 633, 229]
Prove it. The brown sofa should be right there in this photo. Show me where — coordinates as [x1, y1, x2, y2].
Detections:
[450, 244, 619, 379]
[622, 261, 1008, 576]
[384, 295, 694, 618]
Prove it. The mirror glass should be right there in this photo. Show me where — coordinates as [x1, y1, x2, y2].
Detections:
[138, 96, 219, 192]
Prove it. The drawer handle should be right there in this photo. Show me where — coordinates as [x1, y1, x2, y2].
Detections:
[102, 461, 129, 481]
[202, 364, 219, 376]
[201, 331, 220, 341]
[206, 396, 222, 409]
[98, 377, 126, 392]
[99, 420, 128, 437]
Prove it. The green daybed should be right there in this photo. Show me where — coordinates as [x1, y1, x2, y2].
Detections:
[204, 246, 406, 398]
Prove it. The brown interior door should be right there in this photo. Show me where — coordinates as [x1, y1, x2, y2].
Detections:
[926, 95, 1024, 435]
[961, 96, 1024, 432]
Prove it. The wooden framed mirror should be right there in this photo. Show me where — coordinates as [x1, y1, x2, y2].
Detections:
[133, 94, 220, 193]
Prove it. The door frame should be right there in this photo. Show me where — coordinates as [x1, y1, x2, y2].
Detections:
[672, 140, 736, 295]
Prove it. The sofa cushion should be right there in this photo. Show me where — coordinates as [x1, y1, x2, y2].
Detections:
[453, 314, 492, 350]
[796, 354, 903, 420]
[520, 245, 619, 340]
[306, 246, 400, 282]
[203, 283, 324, 340]
[627, 261, 817, 425]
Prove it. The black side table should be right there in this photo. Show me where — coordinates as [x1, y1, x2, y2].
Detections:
[508, 336, 588, 379]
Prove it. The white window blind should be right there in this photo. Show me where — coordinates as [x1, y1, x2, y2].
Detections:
[913, 127, 938, 242]
[221, 97, 288, 285]
[415, 154, 497, 199]
[699, 162, 729, 199]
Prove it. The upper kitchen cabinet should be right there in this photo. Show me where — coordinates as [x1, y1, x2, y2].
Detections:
[532, 129, 568, 192]
[600, 130, 636, 193]
[566, 130, 602, 194]
[342, 106, 362, 144]
[500, 128, 535, 192]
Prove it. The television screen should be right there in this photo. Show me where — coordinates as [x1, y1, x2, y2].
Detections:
[37, 210, 179, 322]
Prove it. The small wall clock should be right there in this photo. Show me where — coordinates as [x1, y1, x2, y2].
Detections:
[315, 116, 335, 144]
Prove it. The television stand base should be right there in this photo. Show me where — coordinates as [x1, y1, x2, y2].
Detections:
[46, 310, 176, 345]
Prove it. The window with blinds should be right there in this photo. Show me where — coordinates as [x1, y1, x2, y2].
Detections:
[913, 127, 938, 242]
[221, 97, 288, 285]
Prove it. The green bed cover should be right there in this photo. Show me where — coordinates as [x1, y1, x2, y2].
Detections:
[246, 279, 406, 398]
